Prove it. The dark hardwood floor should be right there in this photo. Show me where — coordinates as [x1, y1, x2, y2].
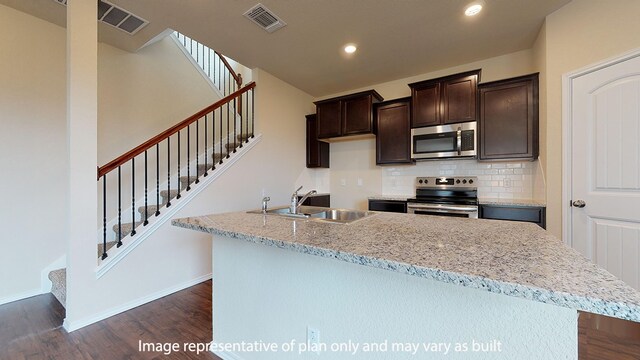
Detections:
[1, 280, 638, 359]
[0, 281, 221, 360]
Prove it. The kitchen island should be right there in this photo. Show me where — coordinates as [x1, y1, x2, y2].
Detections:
[173, 210, 640, 360]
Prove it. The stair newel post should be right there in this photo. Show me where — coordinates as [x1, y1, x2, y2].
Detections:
[186, 125, 191, 191]
[102, 175, 108, 260]
[117, 166, 122, 247]
[233, 97, 237, 152]
[166, 137, 171, 208]
[143, 150, 149, 226]
[204, 114, 208, 176]
[130, 158, 136, 237]
[177, 130, 182, 199]
[155, 143, 160, 216]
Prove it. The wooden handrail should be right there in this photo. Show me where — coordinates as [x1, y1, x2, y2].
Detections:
[97, 81, 256, 179]
[215, 51, 242, 87]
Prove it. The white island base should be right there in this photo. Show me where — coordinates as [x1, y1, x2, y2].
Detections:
[210, 235, 577, 360]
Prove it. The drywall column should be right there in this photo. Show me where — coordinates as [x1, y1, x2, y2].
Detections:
[65, 0, 98, 329]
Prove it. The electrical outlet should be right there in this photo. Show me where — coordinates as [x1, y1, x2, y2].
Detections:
[307, 326, 320, 354]
[357, 178, 363, 186]
[340, 178, 347, 186]
[504, 177, 512, 188]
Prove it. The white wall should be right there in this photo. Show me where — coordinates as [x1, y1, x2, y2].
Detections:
[0, 4, 67, 303]
[65, 68, 318, 329]
[212, 235, 578, 360]
[316, 50, 538, 210]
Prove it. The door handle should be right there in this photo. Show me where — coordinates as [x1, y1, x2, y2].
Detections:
[456, 127, 462, 155]
[572, 200, 586, 208]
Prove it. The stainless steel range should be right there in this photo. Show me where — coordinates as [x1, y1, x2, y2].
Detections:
[406, 176, 478, 218]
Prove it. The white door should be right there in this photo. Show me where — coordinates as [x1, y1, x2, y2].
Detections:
[570, 53, 640, 290]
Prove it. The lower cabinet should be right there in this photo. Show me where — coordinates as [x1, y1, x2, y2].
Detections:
[479, 204, 546, 229]
[368, 199, 407, 213]
[299, 194, 330, 207]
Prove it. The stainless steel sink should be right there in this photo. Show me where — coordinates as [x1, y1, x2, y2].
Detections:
[308, 209, 375, 223]
[247, 206, 376, 224]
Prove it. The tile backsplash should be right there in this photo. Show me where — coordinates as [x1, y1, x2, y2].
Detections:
[381, 159, 544, 200]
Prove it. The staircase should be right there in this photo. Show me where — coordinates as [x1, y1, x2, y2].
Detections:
[48, 32, 255, 309]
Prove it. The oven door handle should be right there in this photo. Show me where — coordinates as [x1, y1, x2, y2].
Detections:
[456, 126, 462, 156]
[407, 204, 478, 212]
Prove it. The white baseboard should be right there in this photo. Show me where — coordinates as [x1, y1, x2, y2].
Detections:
[63, 273, 212, 332]
[0, 288, 44, 306]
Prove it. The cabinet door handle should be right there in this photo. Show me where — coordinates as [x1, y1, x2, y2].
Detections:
[571, 200, 586, 208]
[456, 127, 462, 155]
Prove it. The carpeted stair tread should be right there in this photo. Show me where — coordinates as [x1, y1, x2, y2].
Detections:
[138, 204, 161, 218]
[97, 240, 118, 257]
[112, 221, 143, 240]
[48, 268, 66, 308]
[160, 189, 179, 205]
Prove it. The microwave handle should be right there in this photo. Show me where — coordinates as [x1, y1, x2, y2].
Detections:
[456, 127, 462, 155]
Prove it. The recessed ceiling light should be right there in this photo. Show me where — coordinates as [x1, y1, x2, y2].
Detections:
[465, 2, 484, 16]
[344, 44, 357, 54]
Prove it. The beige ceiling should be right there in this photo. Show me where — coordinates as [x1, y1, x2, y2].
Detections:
[1, 0, 570, 97]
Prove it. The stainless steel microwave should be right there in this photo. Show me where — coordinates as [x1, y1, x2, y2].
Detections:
[411, 122, 477, 160]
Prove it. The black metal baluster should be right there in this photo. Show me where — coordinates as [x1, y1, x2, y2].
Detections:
[156, 143, 160, 216]
[196, 119, 200, 183]
[187, 125, 191, 190]
[143, 150, 149, 226]
[102, 175, 107, 260]
[219, 106, 223, 164]
[239, 95, 244, 147]
[245, 92, 249, 141]
[251, 88, 255, 138]
[233, 97, 237, 152]
[213, 110, 217, 168]
[204, 114, 208, 176]
[131, 158, 137, 236]
[177, 131, 182, 199]
[226, 103, 230, 159]
[166, 137, 171, 208]
[117, 166, 122, 247]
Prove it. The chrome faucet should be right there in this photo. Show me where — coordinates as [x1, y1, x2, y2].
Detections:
[261, 196, 271, 212]
[290, 186, 317, 214]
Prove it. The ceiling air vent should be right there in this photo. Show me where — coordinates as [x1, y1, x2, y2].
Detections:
[51, 0, 149, 36]
[243, 3, 287, 33]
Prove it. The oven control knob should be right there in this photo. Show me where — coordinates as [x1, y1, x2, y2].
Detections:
[418, 179, 423, 184]
[424, 179, 428, 184]
[462, 179, 467, 184]
[456, 179, 460, 184]
[469, 179, 474, 184]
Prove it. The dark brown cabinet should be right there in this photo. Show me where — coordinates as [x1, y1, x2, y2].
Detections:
[306, 114, 329, 168]
[478, 73, 539, 160]
[479, 204, 545, 229]
[375, 98, 412, 165]
[315, 90, 383, 139]
[298, 194, 330, 207]
[368, 199, 407, 213]
[409, 70, 480, 128]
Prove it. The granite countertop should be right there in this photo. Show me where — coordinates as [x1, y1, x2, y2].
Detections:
[368, 195, 546, 207]
[172, 211, 640, 322]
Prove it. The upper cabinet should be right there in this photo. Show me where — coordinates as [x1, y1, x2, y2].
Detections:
[315, 90, 383, 140]
[375, 98, 412, 165]
[478, 73, 539, 161]
[409, 70, 480, 128]
[306, 114, 329, 168]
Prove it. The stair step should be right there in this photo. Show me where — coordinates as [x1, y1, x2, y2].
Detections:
[112, 221, 143, 240]
[137, 204, 161, 219]
[160, 189, 179, 205]
[48, 268, 66, 308]
[97, 240, 118, 257]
